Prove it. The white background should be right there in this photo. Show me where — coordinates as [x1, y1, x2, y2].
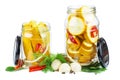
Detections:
[0, 0, 120, 80]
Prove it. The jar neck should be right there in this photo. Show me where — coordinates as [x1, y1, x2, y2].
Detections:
[67, 6, 96, 14]
[21, 21, 50, 34]
[22, 24, 50, 35]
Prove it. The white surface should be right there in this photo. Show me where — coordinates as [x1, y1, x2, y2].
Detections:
[0, 0, 120, 80]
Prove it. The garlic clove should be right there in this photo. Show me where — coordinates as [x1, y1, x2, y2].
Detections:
[59, 63, 71, 73]
[51, 59, 62, 71]
[70, 62, 81, 72]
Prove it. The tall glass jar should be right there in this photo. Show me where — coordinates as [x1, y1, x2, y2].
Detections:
[65, 6, 99, 66]
[21, 21, 50, 67]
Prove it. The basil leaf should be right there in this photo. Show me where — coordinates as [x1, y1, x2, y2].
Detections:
[6, 66, 25, 72]
[33, 53, 42, 59]
[56, 54, 67, 63]
[81, 62, 106, 73]
[6, 66, 15, 72]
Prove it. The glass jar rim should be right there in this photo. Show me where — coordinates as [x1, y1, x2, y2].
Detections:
[67, 5, 96, 14]
[22, 21, 51, 33]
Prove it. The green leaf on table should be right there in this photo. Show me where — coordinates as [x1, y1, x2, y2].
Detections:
[40, 53, 67, 73]
[6, 66, 25, 72]
[81, 62, 106, 74]
[6, 66, 15, 72]
[56, 54, 67, 63]
[39, 54, 56, 73]
[42, 65, 54, 73]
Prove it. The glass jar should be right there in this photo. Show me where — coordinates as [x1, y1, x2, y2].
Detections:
[13, 21, 50, 67]
[65, 6, 100, 66]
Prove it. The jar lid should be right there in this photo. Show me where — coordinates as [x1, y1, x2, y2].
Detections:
[97, 37, 109, 68]
[13, 36, 21, 65]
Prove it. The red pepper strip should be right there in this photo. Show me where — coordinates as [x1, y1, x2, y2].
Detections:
[90, 26, 98, 38]
[69, 35, 78, 44]
[15, 59, 24, 70]
[29, 65, 46, 72]
[35, 43, 42, 52]
[67, 29, 78, 44]
[35, 43, 46, 53]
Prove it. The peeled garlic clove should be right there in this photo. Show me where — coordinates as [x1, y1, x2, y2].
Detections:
[59, 63, 71, 73]
[51, 59, 62, 71]
[70, 62, 81, 72]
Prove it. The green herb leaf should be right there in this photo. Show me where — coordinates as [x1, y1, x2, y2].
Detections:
[42, 66, 54, 73]
[81, 62, 106, 74]
[33, 53, 42, 59]
[39, 54, 55, 73]
[49, 54, 56, 62]
[6, 66, 15, 72]
[56, 54, 67, 63]
[82, 67, 106, 74]
[40, 53, 67, 73]
[6, 66, 25, 72]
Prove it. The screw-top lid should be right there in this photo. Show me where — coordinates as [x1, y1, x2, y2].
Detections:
[97, 37, 109, 68]
[13, 36, 21, 65]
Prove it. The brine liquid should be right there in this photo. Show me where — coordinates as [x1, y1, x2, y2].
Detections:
[66, 6, 99, 64]
[22, 21, 50, 66]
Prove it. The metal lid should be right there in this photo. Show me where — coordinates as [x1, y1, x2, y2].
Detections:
[97, 37, 109, 68]
[13, 36, 21, 65]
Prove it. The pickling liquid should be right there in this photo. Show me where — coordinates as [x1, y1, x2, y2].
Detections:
[22, 21, 50, 66]
[66, 6, 99, 65]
